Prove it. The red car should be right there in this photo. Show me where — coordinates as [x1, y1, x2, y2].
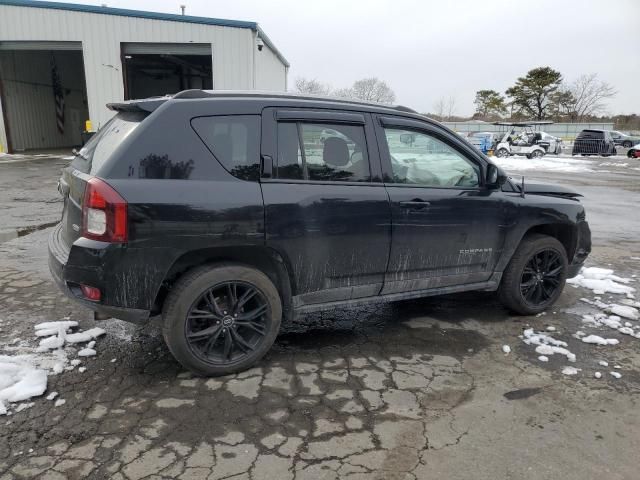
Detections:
[627, 144, 640, 159]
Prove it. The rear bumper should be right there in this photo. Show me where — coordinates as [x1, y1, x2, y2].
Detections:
[48, 224, 150, 324]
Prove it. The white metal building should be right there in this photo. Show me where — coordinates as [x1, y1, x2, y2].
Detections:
[0, 0, 289, 152]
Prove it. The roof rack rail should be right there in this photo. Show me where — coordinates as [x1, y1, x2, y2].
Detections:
[173, 89, 212, 99]
[394, 105, 418, 114]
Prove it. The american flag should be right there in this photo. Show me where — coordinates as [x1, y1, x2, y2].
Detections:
[51, 57, 65, 135]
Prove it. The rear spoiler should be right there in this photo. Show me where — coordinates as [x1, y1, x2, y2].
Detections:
[107, 98, 167, 113]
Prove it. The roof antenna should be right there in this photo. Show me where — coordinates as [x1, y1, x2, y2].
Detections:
[180, 5, 186, 15]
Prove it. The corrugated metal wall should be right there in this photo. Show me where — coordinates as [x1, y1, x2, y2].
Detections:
[0, 50, 89, 151]
[0, 3, 288, 150]
[254, 34, 288, 91]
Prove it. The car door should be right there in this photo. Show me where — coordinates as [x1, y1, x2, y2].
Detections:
[260, 108, 391, 308]
[374, 115, 510, 294]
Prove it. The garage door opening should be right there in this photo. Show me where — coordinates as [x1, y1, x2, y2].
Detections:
[122, 43, 213, 100]
[0, 42, 89, 153]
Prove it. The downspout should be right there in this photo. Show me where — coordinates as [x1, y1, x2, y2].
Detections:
[251, 30, 257, 90]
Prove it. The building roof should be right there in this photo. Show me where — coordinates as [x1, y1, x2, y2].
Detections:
[0, 0, 289, 66]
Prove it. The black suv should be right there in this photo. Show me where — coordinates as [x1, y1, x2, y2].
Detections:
[572, 129, 616, 156]
[49, 91, 591, 375]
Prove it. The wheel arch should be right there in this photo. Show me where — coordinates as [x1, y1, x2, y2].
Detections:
[152, 246, 294, 323]
[521, 223, 577, 260]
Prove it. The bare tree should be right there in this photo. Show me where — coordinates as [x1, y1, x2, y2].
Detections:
[433, 97, 446, 120]
[567, 74, 617, 121]
[332, 87, 355, 99]
[349, 78, 396, 104]
[446, 96, 456, 120]
[294, 77, 331, 96]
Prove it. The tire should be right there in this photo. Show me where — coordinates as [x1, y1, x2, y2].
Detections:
[531, 150, 544, 159]
[496, 148, 509, 158]
[162, 264, 282, 376]
[498, 234, 568, 315]
[623, 141, 632, 148]
[628, 150, 636, 159]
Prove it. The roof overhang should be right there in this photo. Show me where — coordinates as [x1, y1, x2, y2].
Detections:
[0, 0, 289, 66]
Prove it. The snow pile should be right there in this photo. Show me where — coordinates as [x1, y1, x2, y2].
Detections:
[562, 366, 580, 376]
[567, 267, 635, 297]
[0, 321, 106, 415]
[581, 335, 619, 345]
[579, 304, 640, 339]
[0, 357, 47, 407]
[522, 328, 576, 362]
[492, 155, 594, 173]
[35, 322, 105, 351]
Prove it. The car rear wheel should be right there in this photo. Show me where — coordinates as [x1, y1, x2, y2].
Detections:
[498, 234, 568, 315]
[628, 149, 637, 158]
[162, 264, 282, 376]
[530, 150, 544, 159]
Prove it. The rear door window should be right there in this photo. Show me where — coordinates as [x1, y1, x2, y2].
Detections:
[72, 112, 147, 174]
[276, 122, 371, 182]
[191, 115, 261, 181]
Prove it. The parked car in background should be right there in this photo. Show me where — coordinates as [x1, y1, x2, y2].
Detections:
[537, 131, 563, 155]
[49, 91, 591, 375]
[572, 129, 616, 156]
[627, 143, 640, 159]
[609, 131, 640, 148]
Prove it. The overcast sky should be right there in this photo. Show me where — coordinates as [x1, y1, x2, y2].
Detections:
[69, 0, 639, 116]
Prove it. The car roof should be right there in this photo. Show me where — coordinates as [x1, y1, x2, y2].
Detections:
[108, 89, 421, 117]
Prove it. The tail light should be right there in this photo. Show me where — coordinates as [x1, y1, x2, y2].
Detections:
[82, 177, 128, 242]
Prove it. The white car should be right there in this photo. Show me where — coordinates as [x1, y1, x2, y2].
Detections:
[538, 132, 563, 155]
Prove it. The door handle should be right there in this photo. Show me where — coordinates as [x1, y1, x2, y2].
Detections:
[261, 155, 273, 178]
[399, 199, 430, 209]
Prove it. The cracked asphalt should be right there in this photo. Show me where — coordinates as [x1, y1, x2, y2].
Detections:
[1, 153, 639, 479]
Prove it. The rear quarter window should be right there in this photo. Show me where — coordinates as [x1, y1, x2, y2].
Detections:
[191, 115, 261, 181]
[72, 112, 147, 174]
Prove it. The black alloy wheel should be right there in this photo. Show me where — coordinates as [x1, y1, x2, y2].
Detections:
[185, 281, 269, 365]
[498, 234, 568, 315]
[162, 264, 282, 376]
[519, 249, 564, 307]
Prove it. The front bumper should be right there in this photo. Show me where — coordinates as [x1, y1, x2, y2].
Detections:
[567, 220, 591, 279]
[48, 225, 150, 324]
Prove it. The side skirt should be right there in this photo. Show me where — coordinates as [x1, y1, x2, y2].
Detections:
[293, 277, 501, 315]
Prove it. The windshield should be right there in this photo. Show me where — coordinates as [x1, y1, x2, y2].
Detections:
[72, 111, 147, 174]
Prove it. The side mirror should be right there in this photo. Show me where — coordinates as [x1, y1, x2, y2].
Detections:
[486, 164, 507, 188]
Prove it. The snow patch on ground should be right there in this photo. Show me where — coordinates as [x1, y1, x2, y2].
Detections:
[581, 335, 619, 345]
[562, 366, 580, 376]
[492, 155, 595, 173]
[0, 321, 106, 415]
[522, 328, 576, 362]
[567, 267, 635, 296]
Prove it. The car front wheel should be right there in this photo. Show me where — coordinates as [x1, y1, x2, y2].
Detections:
[496, 148, 509, 158]
[163, 264, 282, 376]
[623, 141, 632, 148]
[498, 234, 568, 315]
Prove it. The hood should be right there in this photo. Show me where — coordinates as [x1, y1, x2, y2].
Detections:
[524, 182, 582, 199]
